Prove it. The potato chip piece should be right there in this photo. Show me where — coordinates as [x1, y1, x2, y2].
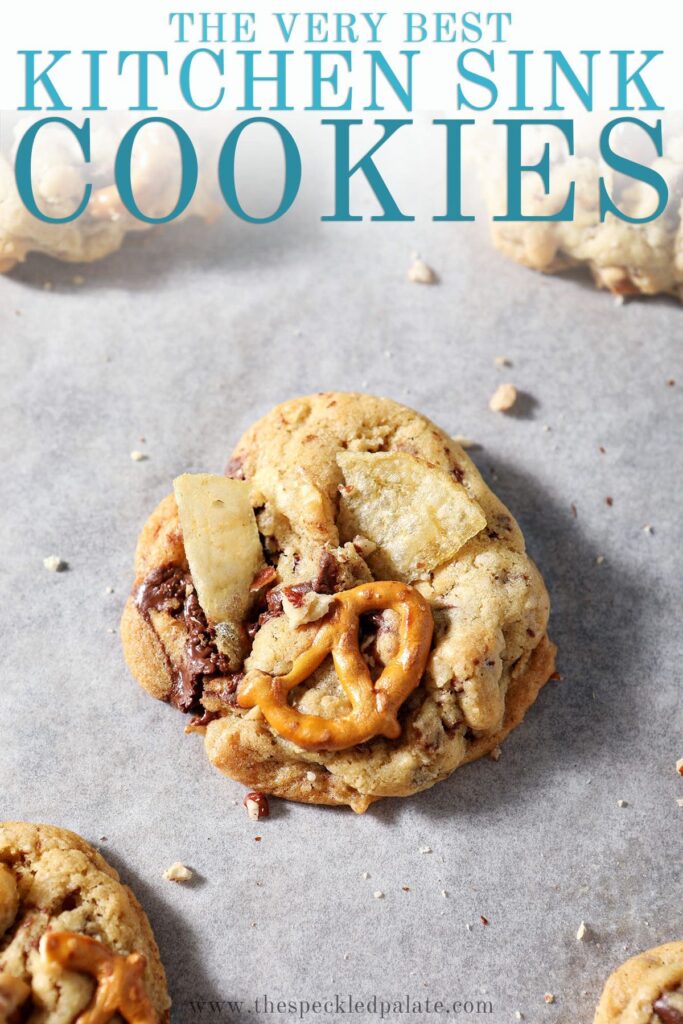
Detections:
[173, 473, 264, 626]
[336, 452, 486, 581]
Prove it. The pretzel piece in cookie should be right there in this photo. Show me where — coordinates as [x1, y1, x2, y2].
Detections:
[41, 932, 157, 1024]
[237, 580, 433, 751]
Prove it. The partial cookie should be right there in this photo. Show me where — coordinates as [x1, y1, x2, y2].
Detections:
[488, 150, 683, 300]
[121, 392, 556, 812]
[0, 118, 214, 273]
[0, 821, 170, 1023]
[594, 942, 683, 1024]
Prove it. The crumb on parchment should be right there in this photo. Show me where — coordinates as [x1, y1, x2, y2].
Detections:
[407, 257, 437, 284]
[163, 862, 193, 883]
[43, 556, 66, 572]
[489, 383, 518, 413]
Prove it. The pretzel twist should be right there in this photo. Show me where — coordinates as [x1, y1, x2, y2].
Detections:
[237, 580, 433, 751]
[41, 932, 157, 1024]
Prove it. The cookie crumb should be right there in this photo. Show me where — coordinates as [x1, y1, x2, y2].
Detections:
[480, 915, 489, 926]
[676, 799, 683, 808]
[373, 890, 385, 899]
[352, 535, 377, 558]
[104, 586, 114, 594]
[407, 257, 437, 285]
[494, 356, 511, 368]
[614, 294, 625, 307]
[419, 846, 432, 855]
[489, 383, 517, 413]
[490, 746, 502, 762]
[544, 993, 555, 1005]
[596, 555, 605, 565]
[72, 274, 85, 286]
[43, 556, 66, 572]
[441, 890, 448, 898]
[163, 862, 193, 883]
[676, 758, 683, 776]
[244, 792, 270, 821]
[605, 496, 614, 507]
[617, 799, 628, 808]
[402, 886, 410, 892]
[515, 1013, 524, 1021]
[576, 921, 587, 941]
[542, 424, 551, 432]
[466, 923, 473, 931]
[362, 872, 370, 880]
[643, 524, 654, 534]
[130, 450, 147, 462]
[451, 434, 475, 449]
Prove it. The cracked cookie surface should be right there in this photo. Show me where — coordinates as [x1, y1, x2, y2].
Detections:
[594, 942, 683, 1024]
[0, 822, 170, 1023]
[121, 392, 556, 812]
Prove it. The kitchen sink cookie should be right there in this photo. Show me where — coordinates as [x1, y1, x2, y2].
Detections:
[0, 118, 214, 274]
[594, 942, 683, 1024]
[489, 148, 683, 300]
[121, 393, 556, 812]
[0, 821, 170, 1023]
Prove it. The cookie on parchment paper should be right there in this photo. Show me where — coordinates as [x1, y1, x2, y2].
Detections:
[593, 942, 683, 1024]
[0, 821, 170, 1023]
[122, 392, 556, 813]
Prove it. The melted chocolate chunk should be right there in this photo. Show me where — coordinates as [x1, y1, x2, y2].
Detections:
[135, 565, 240, 715]
[653, 996, 683, 1024]
[136, 564, 188, 617]
[173, 591, 235, 713]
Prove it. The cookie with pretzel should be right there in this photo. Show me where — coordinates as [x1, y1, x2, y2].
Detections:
[121, 392, 556, 812]
[594, 942, 683, 1024]
[0, 822, 170, 1023]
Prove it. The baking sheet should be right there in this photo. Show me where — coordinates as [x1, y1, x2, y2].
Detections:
[0, 204, 681, 1024]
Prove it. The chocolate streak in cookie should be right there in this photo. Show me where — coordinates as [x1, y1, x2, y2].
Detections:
[135, 565, 237, 713]
[654, 997, 683, 1024]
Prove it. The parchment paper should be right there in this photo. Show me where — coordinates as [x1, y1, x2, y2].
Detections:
[1, 200, 680, 1024]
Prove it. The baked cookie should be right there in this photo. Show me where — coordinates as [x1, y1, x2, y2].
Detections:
[0, 821, 170, 1023]
[489, 148, 683, 300]
[121, 393, 556, 812]
[0, 118, 214, 274]
[594, 942, 683, 1024]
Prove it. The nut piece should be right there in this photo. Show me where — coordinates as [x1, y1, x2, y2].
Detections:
[281, 590, 335, 628]
[244, 791, 270, 821]
[676, 758, 683, 776]
[43, 555, 66, 572]
[489, 383, 518, 413]
[544, 993, 555, 1004]
[407, 257, 437, 284]
[163, 862, 193, 883]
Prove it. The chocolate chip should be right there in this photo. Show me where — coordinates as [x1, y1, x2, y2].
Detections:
[653, 997, 683, 1024]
